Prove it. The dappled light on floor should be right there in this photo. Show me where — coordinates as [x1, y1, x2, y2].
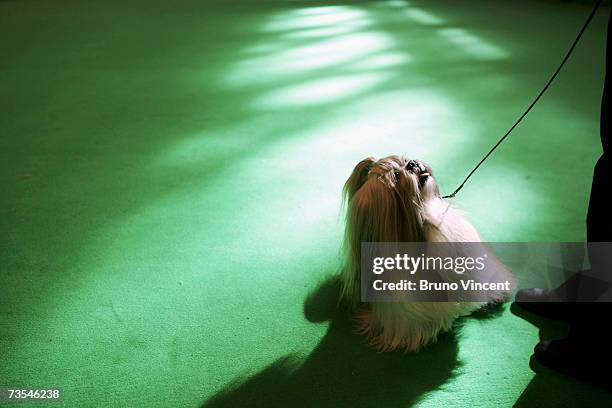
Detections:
[226, 32, 394, 85]
[439, 28, 509, 60]
[253, 73, 389, 108]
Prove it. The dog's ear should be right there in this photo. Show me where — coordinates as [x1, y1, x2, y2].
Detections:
[341, 174, 425, 304]
[343, 157, 376, 203]
[342, 175, 404, 304]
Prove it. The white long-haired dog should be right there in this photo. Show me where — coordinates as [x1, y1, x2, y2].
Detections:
[341, 155, 514, 352]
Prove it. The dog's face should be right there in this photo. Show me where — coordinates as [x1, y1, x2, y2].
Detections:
[344, 155, 439, 209]
[343, 156, 440, 244]
[371, 156, 436, 197]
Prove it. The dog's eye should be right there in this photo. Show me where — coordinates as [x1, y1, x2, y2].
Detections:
[394, 170, 401, 181]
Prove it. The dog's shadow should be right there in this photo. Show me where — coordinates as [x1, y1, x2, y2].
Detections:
[202, 275, 462, 408]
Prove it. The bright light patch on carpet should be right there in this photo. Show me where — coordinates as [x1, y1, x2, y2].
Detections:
[264, 8, 367, 32]
[226, 32, 392, 85]
[253, 73, 389, 109]
[293, 5, 353, 16]
[281, 21, 371, 39]
[383, 0, 410, 8]
[350, 52, 412, 70]
[403, 8, 445, 26]
[439, 28, 509, 60]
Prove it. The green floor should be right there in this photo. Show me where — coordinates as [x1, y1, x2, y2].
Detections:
[1, 0, 611, 406]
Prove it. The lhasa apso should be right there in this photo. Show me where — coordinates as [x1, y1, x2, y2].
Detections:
[341, 155, 513, 352]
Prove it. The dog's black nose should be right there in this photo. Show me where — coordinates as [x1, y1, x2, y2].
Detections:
[407, 160, 418, 170]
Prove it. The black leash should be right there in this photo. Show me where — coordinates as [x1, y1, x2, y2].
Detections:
[443, 0, 604, 199]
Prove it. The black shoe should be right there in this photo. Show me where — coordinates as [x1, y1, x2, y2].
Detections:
[511, 271, 589, 321]
[531, 338, 612, 388]
[512, 289, 574, 322]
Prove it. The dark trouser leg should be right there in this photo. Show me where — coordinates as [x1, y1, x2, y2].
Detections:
[569, 9, 612, 339]
[586, 5, 611, 243]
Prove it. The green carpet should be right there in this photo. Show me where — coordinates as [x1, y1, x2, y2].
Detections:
[1, 0, 611, 406]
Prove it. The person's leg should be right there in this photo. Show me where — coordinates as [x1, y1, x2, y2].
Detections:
[596, 5, 612, 159]
[586, 7, 611, 242]
[532, 9, 612, 383]
[515, 7, 611, 304]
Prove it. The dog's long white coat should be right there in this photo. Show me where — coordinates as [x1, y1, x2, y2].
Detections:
[342, 156, 514, 352]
